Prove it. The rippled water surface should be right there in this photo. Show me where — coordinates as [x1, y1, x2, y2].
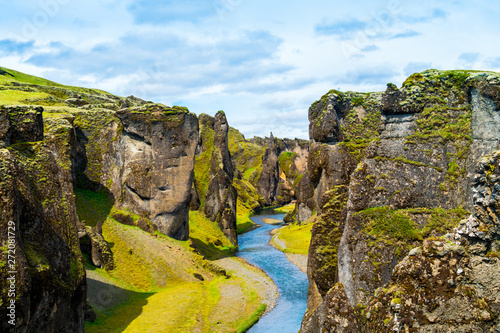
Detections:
[237, 210, 308, 333]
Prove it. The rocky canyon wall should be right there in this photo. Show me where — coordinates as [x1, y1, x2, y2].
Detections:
[74, 104, 199, 240]
[301, 70, 500, 332]
[0, 107, 86, 333]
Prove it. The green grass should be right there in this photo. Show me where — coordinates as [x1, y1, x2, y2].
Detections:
[243, 167, 257, 181]
[273, 222, 313, 255]
[0, 66, 111, 95]
[123, 279, 221, 333]
[85, 278, 223, 333]
[86, 219, 270, 332]
[85, 290, 153, 333]
[236, 304, 267, 333]
[0, 90, 53, 105]
[236, 201, 257, 234]
[75, 188, 114, 227]
[189, 210, 236, 259]
[274, 203, 295, 214]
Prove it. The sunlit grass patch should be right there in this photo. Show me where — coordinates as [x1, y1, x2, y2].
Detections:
[274, 223, 313, 255]
[236, 201, 258, 234]
[0, 90, 52, 105]
[274, 203, 295, 214]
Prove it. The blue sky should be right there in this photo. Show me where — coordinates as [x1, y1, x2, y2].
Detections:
[1, 0, 500, 139]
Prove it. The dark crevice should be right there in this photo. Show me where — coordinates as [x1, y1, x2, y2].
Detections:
[123, 130, 152, 146]
[125, 184, 151, 201]
[157, 186, 172, 191]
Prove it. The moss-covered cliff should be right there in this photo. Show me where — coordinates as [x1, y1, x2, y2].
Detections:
[301, 70, 500, 332]
[0, 106, 86, 333]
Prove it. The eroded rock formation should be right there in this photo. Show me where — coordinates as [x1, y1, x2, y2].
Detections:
[204, 111, 238, 244]
[75, 105, 199, 240]
[0, 107, 86, 333]
[300, 70, 500, 332]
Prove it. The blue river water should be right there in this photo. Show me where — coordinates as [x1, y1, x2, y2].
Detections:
[236, 209, 308, 333]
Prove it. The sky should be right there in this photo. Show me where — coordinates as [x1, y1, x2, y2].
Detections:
[1, 0, 500, 139]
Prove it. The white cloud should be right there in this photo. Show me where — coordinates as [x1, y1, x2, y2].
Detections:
[1, 1, 500, 138]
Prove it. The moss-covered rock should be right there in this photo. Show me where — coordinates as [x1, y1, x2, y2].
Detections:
[0, 109, 86, 333]
[80, 226, 114, 271]
[204, 111, 238, 245]
[73, 105, 199, 241]
[302, 70, 500, 332]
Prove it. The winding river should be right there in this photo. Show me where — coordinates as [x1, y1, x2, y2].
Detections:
[237, 209, 309, 333]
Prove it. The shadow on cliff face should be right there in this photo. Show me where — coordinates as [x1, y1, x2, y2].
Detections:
[72, 127, 115, 229]
[85, 278, 153, 331]
[75, 186, 114, 229]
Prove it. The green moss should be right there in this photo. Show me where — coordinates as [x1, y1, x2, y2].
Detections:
[75, 188, 114, 228]
[408, 206, 468, 237]
[393, 156, 427, 167]
[278, 151, 296, 176]
[233, 178, 264, 212]
[228, 127, 266, 187]
[163, 106, 189, 114]
[352, 96, 364, 106]
[24, 242, 50, 273]
[357, 206, 422, 242]
[194, 118, 215, 208]
[402, 73, 425, 86]
[357, 206, 469, 248]
[236, 304, 266, 333]
[310, 185, 348, 295]
[341, 108, 381, 143]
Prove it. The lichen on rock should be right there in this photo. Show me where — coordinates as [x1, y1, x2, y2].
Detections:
[0, 107, 86, 333]
[300, 70, 500, 332]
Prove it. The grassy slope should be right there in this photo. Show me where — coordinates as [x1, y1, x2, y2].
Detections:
[84, 212, 270, 333]
[274, 203, 295, 214]
[272, 223, 313, 255]
[228, 128, 266, 233]
[271, 210, 315, 255]
[0, 66, 111, 96]
[0, 67, 273, 332]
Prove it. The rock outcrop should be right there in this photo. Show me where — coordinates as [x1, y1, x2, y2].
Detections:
[74, 105, 199, 240]
[0, 106, 43, 148]
[204, 111, 238, 244]
[0, 107, 86, 333]
[257, 133, 280, 206]
[114, 107, 198, 239]
[239, 133, 309, 208]
[79, 225, 114, 271]
[301, 70, 500, 332]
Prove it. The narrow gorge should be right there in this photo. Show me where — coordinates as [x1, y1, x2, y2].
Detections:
[1, 67, 500, 333]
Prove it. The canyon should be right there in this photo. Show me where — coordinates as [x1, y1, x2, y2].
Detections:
[1, 67, 500, 332]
